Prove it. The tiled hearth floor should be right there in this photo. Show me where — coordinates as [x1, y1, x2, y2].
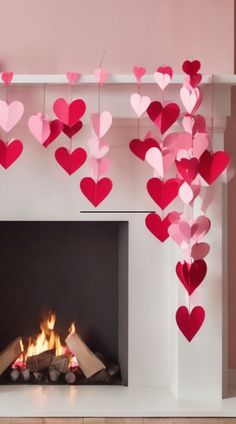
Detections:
[0, 418, 236, 423]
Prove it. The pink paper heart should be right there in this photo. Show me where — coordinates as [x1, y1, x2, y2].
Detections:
[66, 72, 80, 84]
[154, 66, 173, 90]
[179, 181, 194, 204]
[130, 93, 151, 117]
[53, 98, 86, 127]
[145, 147, 164, 178]
[182, 115, 195, 133]
[133, 66, 146, 82]
[180, 86, 202, 114]
[92, 111, 112, 138]
[90, 157, 111, 180]
[164, 132, 192, 153]
[94, 68, 108, 85]
[87, 138, 109, 159]
[1, 72, 14, 84]
[192, 133, 209, 159]
[0, 100, 24, 133]
[191, 215, 211, 242]
[191, 242, 210, 260]
[28, 113, 51, 144]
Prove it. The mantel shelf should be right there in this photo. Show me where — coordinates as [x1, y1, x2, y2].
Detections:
[1, 74, 236, 85]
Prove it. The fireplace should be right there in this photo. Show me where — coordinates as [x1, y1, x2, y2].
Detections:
[0, 221, 128, 386]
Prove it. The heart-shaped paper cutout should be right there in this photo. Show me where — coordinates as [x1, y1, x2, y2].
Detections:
[180, 86, 202, 114]
[92, 111, 112, 138]
[182, 60, 201, 76]
[154, 66, 173, 90]
[66, 72, 80, 84]
[1, 72, 14, 84]
[0, 139, 23, 169]
[147, 101, 180, 134]
[192, 133, 209, 159]
[129, 138, 159, 161]
[179, 181, 194, 204]
[145, 211, 179, 242]
[94, 68, 108, 85]
[80, 177, 112, 207]
[63, 121, 83, 139]
[89, 157, 111, 181]
[146, 147, 175, 177]
[164, 132, 192, 153]
[130, 93, 151, 117]
[87, 138, 109, 159]
[147, 177, 182, 210]
[176, 305, 205, 342]
[133, 66, 146, 82]
[199, 150, 230, 185]
[53, 98, 86, 127]
[176, 158, 199, 183]
[176, 260, 207, 295]
[55, 147, 87, 175]
[0, 100, 24, 133]
[191, 242, 210, 260]
[191, 215, 211, 242]
[43, 120, 63, 148]
[28, 113, 50, 144]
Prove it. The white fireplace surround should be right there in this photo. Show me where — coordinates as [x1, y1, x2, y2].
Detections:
[0, 75, 235, 417]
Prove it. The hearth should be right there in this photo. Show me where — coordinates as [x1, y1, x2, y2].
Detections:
[0, 221, 128, 386]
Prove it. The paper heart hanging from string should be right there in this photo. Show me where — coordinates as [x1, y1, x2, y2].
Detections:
[191, 242, 210, 260]
[188, 73, 202, 88]
[129, 138, 159, 161]
[94, 68, 108, 85]
[147, 177, 182, 210]
[1, 72, 14, 84]
[180, 86, 202, 114]
[176, 158, 199, 183]
[176, 305, 205, 342]
[154, 66, 173, 90]
[133, 66, 146, 82]
[146, 147, 175, 177]
[43, 120, 63, 148]
[87, 138, 109, 159]
[147, 101, 180, 134]
[168, 215, 211, 247]
[92, 112, 112, 138]
[145, 211, 180, 242]
[66, 72, 80, 84]
[0, 139, 23, 169]
[89, 157, 111, 181]
[130, 93, 151, 117]
[0, 100, 24, 133]
[63, 121, 83, 139]
[182, 60, 201, 76]
[176, 260, 207, 295]
[199, 150, 230, 185]
[192, 133, 209, 158]
[163, 132, 192, 153]
[28, 113, 51, 144]
[80, 177, 112, 207]
[179, 180, 201, 205]
[55, 147, 87, 175]
[53, 98, 86, 127]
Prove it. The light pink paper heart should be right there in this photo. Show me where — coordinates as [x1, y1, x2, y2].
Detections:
[87, 138, 109, 159]
[28, 113, 51, 144]
[0, 100, 24, 133]
[92, 111, 112, 138]
[145, 147, 164, 178]
[164, 132, 192, 153]
[182, 115, 195, 133]
[130, 93, 151, 117]
[66, 72, 80, 84]
[192, 133, 209, 159]
[90, 157, 111, 180]
[154, 71, 171, 90]
[191, 215, 211, 242]
[168, 222, 190, 250]
[180, 86, 202, 114]
[179, 181, 194, 204]
[94, 68, 108, 85]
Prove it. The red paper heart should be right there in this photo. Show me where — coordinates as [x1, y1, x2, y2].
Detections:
[1, 72, 13, 84]
[190, 73, 202, 87]
[43, 119, 63, 148]
[0, 139, 23, 169]
[53, 98, 86, 127]
[176, 260, 207, 295]
[193, 115, 206, 134]
[80, 177, 112, 207]
[157, 66, 173, 78]
[147, 101, 180, 134]
[176, 158, 199, 183]
[129, 138, 159, 160]
[55, 147, 87, 175]
[199, 150, 229, 185]
[145, 212, 179, 242]
[182, 60, 201, 76]
[176, 306, 205, 342]
[63, 121, 83, 139]
[147, 177, 181, 210]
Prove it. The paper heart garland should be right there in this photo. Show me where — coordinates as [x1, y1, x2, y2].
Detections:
[180, 86, 202, 114]
[147, 101, 180, 134]
[92, 112, 112, 138]
[66, 72, 80, 84]
[0, 100, 24, 133]
[87, 138, 109, 159]
[145, 211, 179, 242]
[199, 150, 229, 185]
[154, 66, 173, 90]
[0, 139, 23, 169]
[169, 215, 211, 247]
[53, 98, 86, 127]
[133, 66, 146, 82]
[176, 306, 205, 342]
[90, 157, 111, 181]
[55, 147, 87, 175]
[146, 147, 175, 178]
[129, 138, 159, 161]
[28, 113, 50, 144]
[80, 177, 112, 207]
[63, 121, 83, 139]
[1, 72, 14, 84]
[147, 177, 182, 210]
[130, 93, 151, 117]
[176, 260, 207, 295]
[43, 120, 63, 148]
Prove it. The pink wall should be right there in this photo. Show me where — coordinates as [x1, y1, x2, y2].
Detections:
[0, 0, 234, 74]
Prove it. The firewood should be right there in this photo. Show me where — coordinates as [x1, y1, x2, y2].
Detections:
[10, 369, 20, 382]
[65, 371, 76, 384]
[0, 337, 22, 376]
[50, 355, 69, 374]
[49, 369, 60, 382]
[22, 368, 30, 382]
[65, 331, 105, 378]
[26, 349, 54, 372]
[33, 371, 43, 382]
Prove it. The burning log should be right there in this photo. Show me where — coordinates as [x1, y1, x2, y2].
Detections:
[49, 369, 60, 383]
[22, 368, 30, 382]
[0, 337, 23, 376]
[65, 325, 105, 378]
[33, 371, 43, 382]
[10, 369, 20, 382]
[26, 349, 54, 372]
[65, 371, 76, 384]
[50, 354, 69, 374]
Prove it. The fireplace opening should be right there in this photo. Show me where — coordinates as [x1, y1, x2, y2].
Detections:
[0, 221, 128, 385]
